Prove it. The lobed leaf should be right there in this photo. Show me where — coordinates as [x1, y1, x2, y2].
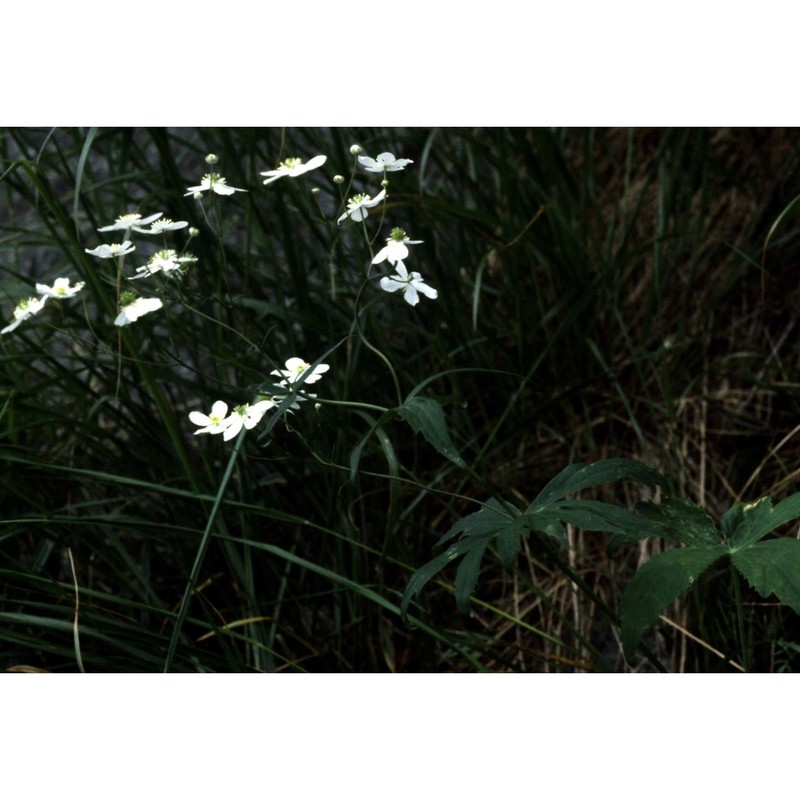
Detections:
[620, 545, 728, 662]
[731, 538, 800, 615]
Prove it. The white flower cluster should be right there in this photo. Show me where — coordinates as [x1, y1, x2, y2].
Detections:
[189, 358, 330, 442]
[337, 149, 437, 307]
[84, 207, 195, 327]
[1, 277, 85, 335]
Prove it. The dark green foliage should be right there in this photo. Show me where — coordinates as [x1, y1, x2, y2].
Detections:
[619, 491, 800, 665]
[4, 127, 800, 672]
[401, 459, 668, 620]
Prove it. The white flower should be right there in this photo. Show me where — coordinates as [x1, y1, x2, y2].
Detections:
[137, 218, 189, 235]
[221, 401, 273, 441]
[189, 400, 231, 436]
[372, 228, 423, 266]
[98, 212, 163, 233]
[184, 172, 247, 197]
[337, 189, 386, 224]
[85, 241, 136, 259]
[131, 249, 195, 279]
[114, 295, 163, 326]
[1, 296, 47, 334]
[270, 357, 330, 386]
[261, 155, 327, 185]
[36, 277, 86, 299]
[379, 262, 438, 306]
[358, 152, 413, 173]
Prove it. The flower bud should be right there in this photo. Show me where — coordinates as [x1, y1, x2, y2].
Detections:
[349, 144, 362, 155]
[205, 153, 219, 165]
[333, 175, 345, 184]
[188, 227, 200, 238]
[193, 192, 203, 200]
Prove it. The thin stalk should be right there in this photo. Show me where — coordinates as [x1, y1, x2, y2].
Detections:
[163, 429, 247, 672]
[731, 566, 751, 672]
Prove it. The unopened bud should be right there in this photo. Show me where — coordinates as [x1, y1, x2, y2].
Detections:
[205, 153, 219, 165]
[349, 144, 362, 156]
[333, 174, 345, 184]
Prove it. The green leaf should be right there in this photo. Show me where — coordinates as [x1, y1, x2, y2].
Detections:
[496, 523, 524, 569]
[530, 459, 668, 509]
[620, 545, 728, 662]
[724, 497, 774, 549]
[634, 497, 720, 547]
[434, 498, 519, 549]
[396, 396, 467, 469]
[400, 538, 479, 622]
[731, 539, 800, 615]
[727, 493, 800, 550]
[455, 538, 491, 616]
[549, 499, 662, 539]
[522, 509, 569, 547]
[404, 499, 532, 617]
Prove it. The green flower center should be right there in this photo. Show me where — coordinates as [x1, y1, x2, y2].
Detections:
[119, 291, 137, 307]
[390, 227, 407, 241]
[282, 158, 302, 169]
[348, 194, 368, 210]
[15, 297, 37, 317]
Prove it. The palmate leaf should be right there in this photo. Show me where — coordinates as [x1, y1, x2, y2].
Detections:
[731, 539, 800, 615]
[403, 459, 669, 620]
[620, 545, 728, 662]
[400, 537, 488, 621]
[402, 500, 532, 620]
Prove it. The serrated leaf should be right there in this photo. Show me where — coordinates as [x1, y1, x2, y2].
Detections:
[620, 545, 728, 662]
[496, 524, 523, 569]
[731, 539, 800, 615]
[455, 538, 491, 615]
[523, 509, 569, 547]
[529, 458, 668, 509]
[403, 499, 533, 617]
[396, 396, 467, 469]
[728, 493, 800, 550]
[400, 538, 477, 622]
[434, 497, 519, 549]
[634, 497, 720, 547]
[724, 497, 774, 549]
[549, 499, 662, 539]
